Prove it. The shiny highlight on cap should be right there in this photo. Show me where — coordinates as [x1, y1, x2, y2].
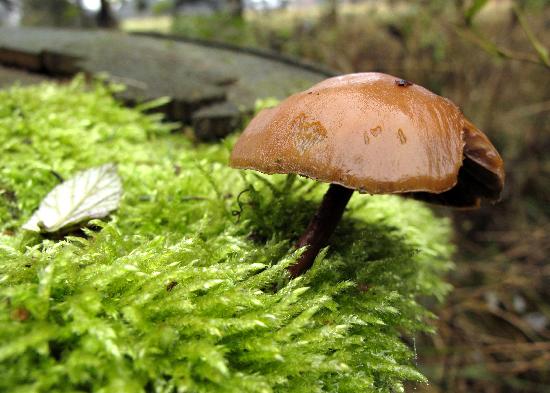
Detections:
[230, 72, 504, 207]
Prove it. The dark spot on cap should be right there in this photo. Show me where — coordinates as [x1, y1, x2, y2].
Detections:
[396, 79, 413, 87]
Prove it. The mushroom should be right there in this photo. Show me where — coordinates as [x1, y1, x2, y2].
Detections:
[230, 72, 504, 278]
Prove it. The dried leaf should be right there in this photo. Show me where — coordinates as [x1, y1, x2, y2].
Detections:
[23, 164, 122, 233]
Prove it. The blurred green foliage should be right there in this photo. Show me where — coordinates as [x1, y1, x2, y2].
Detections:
[20, 0, 81, 27]
[0, 79, 454, 392]
[172, 12, 256, 45]
[152, 0, 174, 15]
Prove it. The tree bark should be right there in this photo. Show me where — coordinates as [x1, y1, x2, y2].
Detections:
[324, 0, 338, 25]
[97, 0, 117, 29]
[227, 0, 243, 18]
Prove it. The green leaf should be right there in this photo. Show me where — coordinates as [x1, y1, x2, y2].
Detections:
[22, 164, 122, 233]
[135, 96, 172, 112]
[464, 0, 489, 25]
[254, 97, 280, 113]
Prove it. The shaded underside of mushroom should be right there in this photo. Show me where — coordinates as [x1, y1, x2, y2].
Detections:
[230, 72, 504, 207]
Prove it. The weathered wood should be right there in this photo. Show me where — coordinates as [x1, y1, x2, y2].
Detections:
[192, 102, 241, 141]
[0, 28, 329, 140]
[0, 47, 42, 71]
[41, 51, 82, 76]
[0, 65, 53, 88]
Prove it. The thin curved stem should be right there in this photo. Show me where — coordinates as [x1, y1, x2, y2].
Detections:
[289, 183, 354, 278]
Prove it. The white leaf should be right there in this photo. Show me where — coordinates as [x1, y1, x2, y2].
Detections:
[23, 164, 122, 233]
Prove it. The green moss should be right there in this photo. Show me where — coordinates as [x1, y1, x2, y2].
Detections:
[0, 79, 453, 392]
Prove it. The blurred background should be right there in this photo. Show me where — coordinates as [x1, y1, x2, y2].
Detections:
[1, 0, 549, 391]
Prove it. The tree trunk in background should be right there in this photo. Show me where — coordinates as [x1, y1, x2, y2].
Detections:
[0, 0, 13, 11]
[324, 0, 338, 25]
[136, 0, 148, 12]
[97, 0, 117, 29]
[227, 0, 243, 18]
[51, 0, 68, 25]
[74, 0, 94, 28]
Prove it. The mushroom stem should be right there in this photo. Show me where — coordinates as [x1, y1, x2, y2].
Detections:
[289, 183, 354, 278]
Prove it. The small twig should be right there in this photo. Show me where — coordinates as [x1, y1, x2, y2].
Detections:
[454, 26, 545, 68]
[513, 5, 550, 68]
[195, 163, 222, 198]
[503, 100, 550, 119]
[483, 341, 550, 354]
[50, 170, 64, 183]
[454, 5, 550, 70]
[107, 74, 149, 90]
[231, 188, 251, 223]
[181, 195, 209, 201]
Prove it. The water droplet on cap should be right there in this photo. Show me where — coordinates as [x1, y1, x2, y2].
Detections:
[397, 128, 407, 144]
[370, 126, 382, 137]
[363, 130, 370, 145]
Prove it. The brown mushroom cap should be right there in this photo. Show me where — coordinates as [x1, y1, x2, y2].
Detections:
[230, 72, 504, 207]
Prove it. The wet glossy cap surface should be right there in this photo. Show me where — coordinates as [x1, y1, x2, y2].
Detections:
[230, 72, 504, 206]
